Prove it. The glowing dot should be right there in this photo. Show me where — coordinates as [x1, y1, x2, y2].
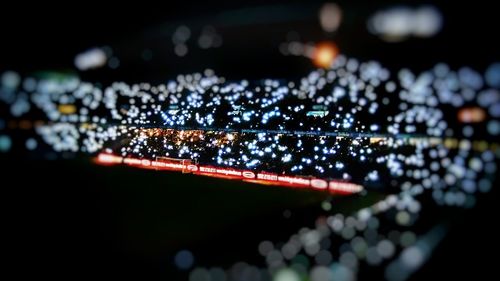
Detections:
[312, 42, 339, 68]
[487, 120, 500, 135]
[58, 104, 77, 115]
[321, 201, 332, 211]
[377, 240, 395, 258]
[310, 266, 333, 281]
[319, 3, 342, 32]
[175, 250, 194, 270]
[1, 71, 20, 89]
[26, 138, 37, 150]
[108, 57, 120, 69]
[274, 268, 300, 281]
[402, 247, 424, 268]
[457, 107, 486, 123]
[396, 211, 411, 226]
[74, 47, 107, 71]
[209, 268, 226, 281]
[0, 135, 12, 152]
[189, 268, 209, 281]
[175, 44, 188, 57]
[485, 63, 500, 88]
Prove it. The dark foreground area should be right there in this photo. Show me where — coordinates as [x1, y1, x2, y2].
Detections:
[2, 158, 498, 280]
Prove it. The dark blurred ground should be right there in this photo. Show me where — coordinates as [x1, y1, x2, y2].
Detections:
[2, 158, 498, 279]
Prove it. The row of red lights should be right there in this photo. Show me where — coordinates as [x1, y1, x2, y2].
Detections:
[96, 153, 364, 195]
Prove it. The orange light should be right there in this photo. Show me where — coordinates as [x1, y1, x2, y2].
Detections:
[312, 42, 339, 68]
[458, 107, 486, 123]
[19, 120, 32, 130]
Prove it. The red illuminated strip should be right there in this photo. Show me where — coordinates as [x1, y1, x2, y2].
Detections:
[96, 153, 363, 194]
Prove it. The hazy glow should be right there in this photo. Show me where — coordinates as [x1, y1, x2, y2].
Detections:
[312, 42, 338, 68]
[74, 47, 107, 70]
[368, 6, 442, 42]
[319, 3, 342, 32]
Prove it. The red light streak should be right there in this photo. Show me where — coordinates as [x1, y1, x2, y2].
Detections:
[96, 153, 363, 195]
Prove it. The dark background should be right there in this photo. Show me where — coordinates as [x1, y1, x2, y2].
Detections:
[2, 1, 500, 81]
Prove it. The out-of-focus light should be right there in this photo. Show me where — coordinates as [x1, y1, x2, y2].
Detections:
[1, 71, 20, 89]
[189, 268, 209, 281]
[274, 268, 300, 281]
[485, 63, 500, 88]
[412, 6, 443, 37]
[488, 120, 500, 135]
[368, 6, 442, 42]
[330, 263, 354, 281]
[198, 26, 222, 49]
[396, 211, 411, 226]
[259, 240, 274, 256]
[457, 107, 486, 123]
[108, 57, 120, 69]
[173, 25, 191, 44]
[319, 3, 342, 32]
[174, 250, 194, 270]
[369, 7, 413, 42]
[0, 135, 11, 152]
[26, 138, 37, 150]
[312, 42, 338, 68]
[74, 48, 107, 71]
[209, 268, 226, 281]
[58, 104, 77, 115]
[310, 266, 333, 281]
[175, 44, 188, 57]
[321, 201, 332, 211]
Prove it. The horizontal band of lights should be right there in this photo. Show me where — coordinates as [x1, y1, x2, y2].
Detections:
[96, 153, 363, 194]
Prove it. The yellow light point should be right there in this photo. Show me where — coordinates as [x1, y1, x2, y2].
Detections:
[312, 42, 339, 68]
[370, 137, 384, 144]
[444, 138, 458, 149]
[58, 104, 77, 114]
[476, 141, 488, 152]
